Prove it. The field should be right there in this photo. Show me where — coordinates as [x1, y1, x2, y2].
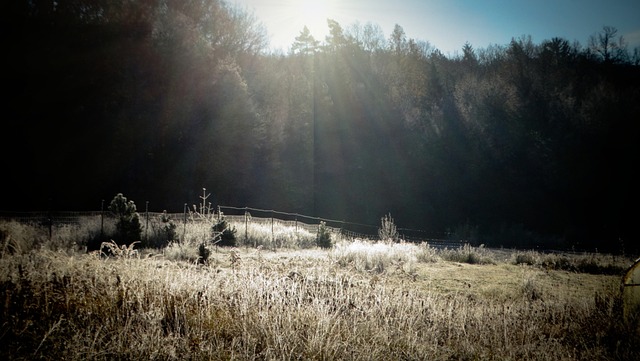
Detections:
[1, 219, 639, 360]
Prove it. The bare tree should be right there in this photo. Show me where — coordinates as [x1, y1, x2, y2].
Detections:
[362, 22, 385, 53]
[589, 26, 628, 63]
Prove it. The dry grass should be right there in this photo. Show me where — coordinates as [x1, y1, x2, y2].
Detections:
[229, 220, 318, 249]
[1, 240, 638, 360]
[1, 219, 638, 359]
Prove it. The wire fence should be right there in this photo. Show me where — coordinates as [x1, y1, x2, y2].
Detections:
[216, 206, 463, 247]
[0, 206, 464, 248]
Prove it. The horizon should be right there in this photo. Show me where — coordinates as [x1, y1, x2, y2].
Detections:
[234, 0, 640, 56]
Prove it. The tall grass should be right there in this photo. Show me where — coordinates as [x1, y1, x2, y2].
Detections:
[330, 239, 437, 274]
[0, 218, 108, 255]
[2, 217, 639, 359]
[1, 247, 637, 360]
[512, 250, 630, 275]
[229, 220, 318, 249]
[440, 243, 496, 264]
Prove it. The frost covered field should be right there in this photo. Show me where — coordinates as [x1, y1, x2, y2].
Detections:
[1, 236, 638, 360]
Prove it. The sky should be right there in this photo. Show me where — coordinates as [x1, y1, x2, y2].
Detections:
[232, 0, 640, 56]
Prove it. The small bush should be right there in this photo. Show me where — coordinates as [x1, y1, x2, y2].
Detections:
[513, 251, 539, 266]
[163, 241, 199, 262]
[536, 252, 629, 275]
[440, 244, 495, 264]
[0, 220, 45, 255]
[521, 274, 544, 301]
[378, 213, 399, 242]
[198, 243, 210, 264]
[316, 222, 332, 249]
[146, 210, 177, 248]
[212, 217, 237, 247]
[100, 240, 139, 259]
[416, 242, 440, 263]
[108, 193, 142, 245]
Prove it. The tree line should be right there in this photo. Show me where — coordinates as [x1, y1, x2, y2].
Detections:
[2, 0, 639, 251]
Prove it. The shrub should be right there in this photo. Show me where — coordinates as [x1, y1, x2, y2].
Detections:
[198, 242, 210, 264]
[378, 213, 399, 242]
[416, 242, 440, 263]
[0, 220, 46, 255]
[212, 217, 237, 247]
[316, 222, 332, 249]
[440, 244, 495, 264]
[513, 251, 539, 266]
[163, 241, 199, 262]
[138, 212, 175, 249]
[100, 240, 139, 259]
[108, 193, 142, 245]
[521, 274, 544, 301]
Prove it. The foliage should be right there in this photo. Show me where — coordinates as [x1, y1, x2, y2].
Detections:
[160, 210, 177, 242]
[440, 244, 496, 265]
[139, 210, 178, 249]
[198, 242, 210, 264]
[211, 217, 237, 247]
[108, 193, 142, 245]
[514, 250, 629, 275]
[100, 240, 139, 259]
[315, 221, 332, 249]
[378, 213, 399, 242]
[1, 218, 106, 254]
[163, 241, 199, 263]
[4, 0, 640, 253]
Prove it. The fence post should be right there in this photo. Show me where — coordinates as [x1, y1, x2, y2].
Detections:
[145, 201, 149, 243]
[271, 211, 275, 250]
[244, 207, 249, 247]
[100, 199, 104, 242]
[217, 205, 221, 222]
[295, 214, 299, 245]
[182, 203, 187, 243]
[48, 207, 52, 242]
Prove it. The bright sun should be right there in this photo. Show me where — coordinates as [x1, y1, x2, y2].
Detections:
[296, 0, 327, 19]
[290, 0, 334, 40]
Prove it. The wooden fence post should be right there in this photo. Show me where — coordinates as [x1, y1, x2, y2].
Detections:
[244, 207, 250, 247]
[100, 199, 104, 242]
[145, 201, 149, 243]
[295, 215, 299, 245]
[182, 203, 187, 243]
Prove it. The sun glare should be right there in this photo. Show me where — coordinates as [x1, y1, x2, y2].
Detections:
[297, 0, 327, 18]
[290, 0, 334, 40]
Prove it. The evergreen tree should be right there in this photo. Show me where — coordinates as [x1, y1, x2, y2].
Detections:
[108, 193, 142, 245]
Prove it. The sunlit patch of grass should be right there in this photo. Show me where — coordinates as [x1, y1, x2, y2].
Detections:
[331, 239, 427, 274]
[0, 218, 107, 255]
[229, 220, 318, 249]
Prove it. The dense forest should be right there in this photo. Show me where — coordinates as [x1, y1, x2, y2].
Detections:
[2, 0, 639, 251]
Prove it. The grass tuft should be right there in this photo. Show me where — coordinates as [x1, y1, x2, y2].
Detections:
[440, 243, 496, 264]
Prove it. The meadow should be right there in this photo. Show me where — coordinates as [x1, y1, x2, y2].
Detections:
[0, 217, 639, 360]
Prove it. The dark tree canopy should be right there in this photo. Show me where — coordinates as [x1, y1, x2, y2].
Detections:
[2, 3, 639, 253]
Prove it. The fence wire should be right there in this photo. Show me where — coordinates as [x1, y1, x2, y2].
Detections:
[1, 205, 460, 247]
